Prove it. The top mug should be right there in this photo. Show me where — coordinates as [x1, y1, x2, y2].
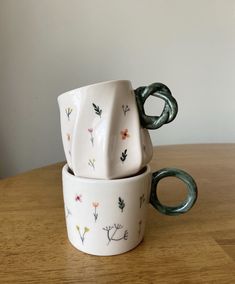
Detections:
[58, 80, 178, 179]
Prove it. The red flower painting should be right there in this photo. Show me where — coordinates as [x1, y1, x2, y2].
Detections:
[120, 129, 130, 140]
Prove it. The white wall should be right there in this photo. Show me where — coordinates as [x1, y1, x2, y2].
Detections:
[1, 0, 235, 178]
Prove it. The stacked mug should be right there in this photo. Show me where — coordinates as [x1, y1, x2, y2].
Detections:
[58, 80, 197, 256]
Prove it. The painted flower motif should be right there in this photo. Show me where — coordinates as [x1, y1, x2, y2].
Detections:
[67, 133, 71, 141]
[84, 227, 90, 233]
[75, 194, 82, 202]
[122, 105, 130, 116]
[92, 103, 102, 118]
[92, 202, 99, 208]
[118, 197, 125, 212]
[76, 225, 90, 244]
[103, 223, 128, 245]
[88, 128, 94, 146]
[88, 159, 95, 170]
[120, 129, 130, 140]
[92, 202, 99, 222]
[65, 107, 73, 120]
[120, 149, 128, 163]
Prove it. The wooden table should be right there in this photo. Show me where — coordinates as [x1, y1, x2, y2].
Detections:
[1, 144, 235, 283]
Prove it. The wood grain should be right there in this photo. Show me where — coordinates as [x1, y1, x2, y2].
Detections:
[1, 144, 235, 283]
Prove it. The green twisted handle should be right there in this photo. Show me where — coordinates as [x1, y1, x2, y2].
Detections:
[134, 82, 178, 130]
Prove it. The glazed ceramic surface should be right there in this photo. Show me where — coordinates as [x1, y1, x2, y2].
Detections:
[58, 92, 77, 170]
[62, 164, 197, 256]
[58, 80, 178, 179]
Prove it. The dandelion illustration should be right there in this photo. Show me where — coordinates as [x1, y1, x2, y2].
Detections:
[139, 194, 146, 208]
[92, 103, 102, 118]
[65, 107, 73, 120]
[103, 223, 128, 245]
[120, 129, 130, 140]
[122, 104, 130, 116]
[118, 197, 125, 212]
[76, 225, 90, 244]
[92, 202, 99, 222]
[120, 149, 128, 163]
[66, 133, 71, 141]
[88, 159, 95, 170]
[138, 220, 142, 237]
[88, 128, 94, 146]
[75, 194, 82, 202]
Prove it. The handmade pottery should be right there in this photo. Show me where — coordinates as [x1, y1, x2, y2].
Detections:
[58, 80, 178, 179]
[62, 164, 197, 256]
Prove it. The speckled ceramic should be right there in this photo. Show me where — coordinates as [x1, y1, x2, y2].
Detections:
[62, 164, 197, 256]
[58, 80, 178, 179]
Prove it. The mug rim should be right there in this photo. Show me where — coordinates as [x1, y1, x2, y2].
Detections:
[58, 79, 131, 99]
[62, 164, 151, 184]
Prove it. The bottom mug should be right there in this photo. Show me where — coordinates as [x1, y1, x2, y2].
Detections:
[62, 164, 197, 256]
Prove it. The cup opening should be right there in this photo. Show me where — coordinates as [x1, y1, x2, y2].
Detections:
[58, 79, 131, 99]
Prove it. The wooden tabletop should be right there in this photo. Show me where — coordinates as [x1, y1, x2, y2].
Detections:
[1, 144, 235, 283]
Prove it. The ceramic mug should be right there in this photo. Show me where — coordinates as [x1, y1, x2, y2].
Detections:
[58, 80, 178, 179]
[62, 164, 197, 256]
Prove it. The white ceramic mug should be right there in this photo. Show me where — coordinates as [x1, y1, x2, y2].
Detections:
[58, 80, 178, 179]
[62, 164, 197, 256]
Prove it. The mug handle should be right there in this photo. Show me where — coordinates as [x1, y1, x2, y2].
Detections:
[150, 168, 198, 215]
[134, 83, 178, 130]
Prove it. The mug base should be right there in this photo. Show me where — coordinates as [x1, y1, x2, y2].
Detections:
[67, 233, 144, 256]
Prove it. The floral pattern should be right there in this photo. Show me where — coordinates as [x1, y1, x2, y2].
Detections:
[64, 99, 135, 177]
[118, 197, 125, 212]
[92, 103, 102, 118]
[88, 159, 95, 170]
[122, 104, 130, 116]
[67, 189, 145, 250]
[103, 224, 128, 245]
[75, 194, 82, 202]
[81, 102, 133, 173]
[120, 129, 130, 140]
[88, 128, 94, 146]
[76, 225, 90, 244]
[65, 107, 73, 121]
[92, 202, 99, 222]
[120, 149, 128, 163]
[62, 98, 153, 252]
